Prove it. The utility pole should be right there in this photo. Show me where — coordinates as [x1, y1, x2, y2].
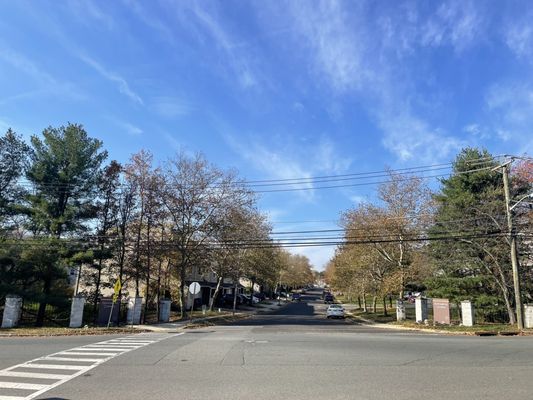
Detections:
[501, 161, 524, 330]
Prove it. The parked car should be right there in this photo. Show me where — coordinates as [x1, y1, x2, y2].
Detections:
[243, 294, 260, 304]
[218, 293, 242, 307]
[324, 293, 334, 304]
[292, 293, 301, 302]
[326, 304, 345, 319]
[254, 292, 266, 301]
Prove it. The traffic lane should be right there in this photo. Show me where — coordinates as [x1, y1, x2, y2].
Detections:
[0, 334, 127, 370]
[35, 325, 533, 400]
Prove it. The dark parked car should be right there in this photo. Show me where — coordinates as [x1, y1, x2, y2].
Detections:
[218, 293, 242, 307]
[324, 294, 334, 304]
[254, 292, 266, 301]
[292, 293, 302, 302]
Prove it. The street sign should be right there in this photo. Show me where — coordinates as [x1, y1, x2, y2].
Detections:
[112, 278, 122, 303]
[189, 282, 201, 295]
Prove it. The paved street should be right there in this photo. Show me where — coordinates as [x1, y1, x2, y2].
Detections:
[1, 290, 533, 400]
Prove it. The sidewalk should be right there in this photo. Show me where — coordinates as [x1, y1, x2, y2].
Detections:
[137, 299, 290, 332]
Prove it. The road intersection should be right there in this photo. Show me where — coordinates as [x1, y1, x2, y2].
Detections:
[1, 290, 533, 400]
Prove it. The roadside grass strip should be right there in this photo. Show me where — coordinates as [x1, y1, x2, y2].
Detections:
[0, 332, 183, 400]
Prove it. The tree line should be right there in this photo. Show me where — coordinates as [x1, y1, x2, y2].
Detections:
[326, 148, 533, 323]
[0, 124, 314, 326]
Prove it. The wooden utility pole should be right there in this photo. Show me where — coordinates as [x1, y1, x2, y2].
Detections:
[502, 162, 524, 330]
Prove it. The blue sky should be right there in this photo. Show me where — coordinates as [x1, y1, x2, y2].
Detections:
[1, 0, 533, 269]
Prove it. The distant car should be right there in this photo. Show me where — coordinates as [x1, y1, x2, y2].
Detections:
[292, 293, 301, 302]
[324, 294, 334, 303]
[326, 304, 345, 319]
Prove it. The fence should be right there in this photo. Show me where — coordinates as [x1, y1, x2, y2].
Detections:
[19, 299, 71, 327]
[401, 299, 509, 324]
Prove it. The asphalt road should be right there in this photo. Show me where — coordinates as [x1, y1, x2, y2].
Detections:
[1, 289, 533, 400]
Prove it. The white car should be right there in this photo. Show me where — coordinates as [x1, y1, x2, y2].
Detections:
[326, 304, 345, 319]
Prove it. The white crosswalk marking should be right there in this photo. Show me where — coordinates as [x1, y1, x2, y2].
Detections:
[0, 332, 183, 400]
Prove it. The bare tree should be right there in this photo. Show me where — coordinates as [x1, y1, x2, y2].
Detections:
[161, 152, 251, 318]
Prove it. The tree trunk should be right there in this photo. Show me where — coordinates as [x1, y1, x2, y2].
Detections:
[179, 261, 187, 319]
[210, 276, 223, 311]
[143, 223, 152, 324]
[249, 278, 256, 306]
[36, 277, 51, 327]
[371, 296, 377, 313]
[362, 292, 367, 312]
[357, 296, 361, 310]
[93, 259, 103, 325]
[232, 284, 238, 316]
[383, 296, 388, 316]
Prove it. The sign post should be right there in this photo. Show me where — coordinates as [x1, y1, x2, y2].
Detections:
[188, 282, 201, 324]
[107, 278, 122, 328]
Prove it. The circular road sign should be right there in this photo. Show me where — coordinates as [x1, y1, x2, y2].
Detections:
[189, 282, 201, 295]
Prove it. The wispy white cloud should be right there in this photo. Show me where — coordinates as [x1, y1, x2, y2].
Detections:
[173, 2, 260, 90]
[78, 53, 143, 105]
[504, 14, 533, 61]
[122, 0, 175, 44]
[223, 131, 353, 203]
[0, 44, 83, 100]
[421, 1, 485, 52]
[286, 1, 372, 92]
[67, 0, 115, 30]
[485, 82, 533, 153]
[151, 96, 192, 118]
[118, 121, 142, 136]
[0, 45, 57, 86]
[314, 137, 352, 173]
[379, 111, 464, 163]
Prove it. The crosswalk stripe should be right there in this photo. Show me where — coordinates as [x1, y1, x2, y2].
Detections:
[74, 347, 128, 352]
[42, 357, 107, 363]
[60, 352, 116, 356]
[22, 364, 87, 370]
[0, 371, 67, 380]
[0, 332, 184, 400]
[0, 382, 48, 390]
[85, 343, 140, 347]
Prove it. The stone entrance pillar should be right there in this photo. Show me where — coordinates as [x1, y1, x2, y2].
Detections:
[415, 297, 428, 323]
[461, 300, 475, 327]
[524, 304, 533, 329]
[1, 295, 23, 328]
[127, 297, 143, 325]
[396, 300, 406, 321]
[159, 299, 171, 323]
[69, 296, 86, 328]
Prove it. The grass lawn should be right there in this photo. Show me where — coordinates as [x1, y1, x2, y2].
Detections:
[0, 326, 150, 337]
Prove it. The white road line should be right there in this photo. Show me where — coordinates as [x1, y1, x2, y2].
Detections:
[107, 341, 155, 344]
[21, 364, 87, 371]
[86, 343, 141, 346]
[73, 347, 128, 352]
[0, 372, 68, 380]
[0, 382, 48, 391]
[60, 352, 117, 356]
[0, 332, 184, 400]
[41, 357, 105, 363]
